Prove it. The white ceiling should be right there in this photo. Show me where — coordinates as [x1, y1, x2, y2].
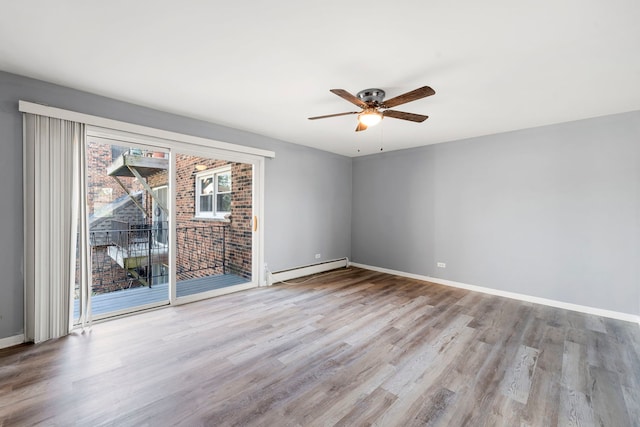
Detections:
[1, 1, 639, 156]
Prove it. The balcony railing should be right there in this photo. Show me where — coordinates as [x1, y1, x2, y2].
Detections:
[86, 221, 239, 295]
[176, 225, 226, 278]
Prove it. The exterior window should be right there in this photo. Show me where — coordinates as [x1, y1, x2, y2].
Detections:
[111, 145, 127, 161]
[152, 185, 168, 245]
[195, 166, 231, 218]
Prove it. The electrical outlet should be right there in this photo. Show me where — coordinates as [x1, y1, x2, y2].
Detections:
[437, 262, 446, 268]
[315, 253, 321, 259]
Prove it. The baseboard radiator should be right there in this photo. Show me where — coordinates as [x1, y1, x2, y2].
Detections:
[268, 257, 349, 285]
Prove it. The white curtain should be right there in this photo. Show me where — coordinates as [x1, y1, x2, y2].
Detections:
[23, 114, 91, 343]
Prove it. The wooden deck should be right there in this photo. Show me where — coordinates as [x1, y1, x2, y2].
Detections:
[74, 274, 248, 317]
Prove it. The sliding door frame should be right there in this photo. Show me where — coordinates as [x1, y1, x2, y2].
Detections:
[19, 100, 274, 322]
[86, 126, 267, 307]
[168, 143, 265, 304]
[83, 135, 172, 320]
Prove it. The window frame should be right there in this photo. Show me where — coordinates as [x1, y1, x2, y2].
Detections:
[152, 185, 169, 246]
[195, 166, 232, 219]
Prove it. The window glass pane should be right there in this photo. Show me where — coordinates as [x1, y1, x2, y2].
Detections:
[217, 172, 231, 193]
[111, 145, 127, 161]
[82, 139, 171, 319]
[217, 193, 231, 213]
[200, 176, 214, 195]
[200, 195, 213, 212]
[153, 186, 168, 244]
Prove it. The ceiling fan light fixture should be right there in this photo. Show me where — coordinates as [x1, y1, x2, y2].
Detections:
[308, 86, 435, 132]
[358, 109, 382, 127]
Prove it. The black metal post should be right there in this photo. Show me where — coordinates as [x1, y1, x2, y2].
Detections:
[222, 226, 226, 275]
[147, 223, 152, 287]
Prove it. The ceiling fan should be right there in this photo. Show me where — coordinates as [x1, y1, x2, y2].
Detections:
[308, 86, 435, 132]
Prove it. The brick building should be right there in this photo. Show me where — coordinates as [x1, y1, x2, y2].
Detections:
[86, 141, 253, 295]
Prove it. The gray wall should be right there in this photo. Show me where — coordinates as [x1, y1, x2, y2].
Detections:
[0, 71, 352, 340]
[2, 68, 638, 341]
[352, 111, 640, 316]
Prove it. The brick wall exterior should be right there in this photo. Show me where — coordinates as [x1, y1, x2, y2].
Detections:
[86, 140, 143, 218]
[146, 154, 253, 281]
[91, 247, 135, 293]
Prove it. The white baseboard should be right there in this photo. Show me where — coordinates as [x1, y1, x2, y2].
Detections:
[0, 334, 25, 349]
[350, 263, 640, 325]
[269, 258, 349, 285]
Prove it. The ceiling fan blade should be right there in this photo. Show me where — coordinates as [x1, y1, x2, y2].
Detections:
[330, 89, 368, 108]
[381, 86, 435, 109]
[308, 111, 359, 120]
[355, 122, 368, 132]
[383, 110, 429, 122]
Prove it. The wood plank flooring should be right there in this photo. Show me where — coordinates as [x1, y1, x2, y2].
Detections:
[1, 267, 639, 426]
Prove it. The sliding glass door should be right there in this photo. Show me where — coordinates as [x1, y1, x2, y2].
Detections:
[73, 128, 264, 323]
[173, 152, 255, 301]
[74, 138, 171, 321]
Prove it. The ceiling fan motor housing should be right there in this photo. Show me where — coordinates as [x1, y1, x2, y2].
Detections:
[357, 89, 385, 105]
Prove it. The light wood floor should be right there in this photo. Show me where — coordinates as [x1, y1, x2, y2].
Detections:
[1, 267, 639, 426]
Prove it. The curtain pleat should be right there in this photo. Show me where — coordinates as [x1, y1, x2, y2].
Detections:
[74, 123, 92, 331]
[24, 113, 89, 343]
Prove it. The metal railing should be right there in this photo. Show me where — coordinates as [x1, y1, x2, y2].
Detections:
[88, 221, 167, 293]
[86, 222, 239, 294]
[176, 225, 226, 278]
[112, 146, 168, 159]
